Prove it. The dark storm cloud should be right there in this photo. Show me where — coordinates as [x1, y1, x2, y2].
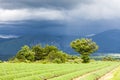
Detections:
[0, 0, 120, 36]
[0, 0, 89, 9]
[1, 0, 120, 22]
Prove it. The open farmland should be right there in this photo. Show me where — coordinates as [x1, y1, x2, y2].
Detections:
[111, 65, 120, 80]
[0, 61, 119, 80]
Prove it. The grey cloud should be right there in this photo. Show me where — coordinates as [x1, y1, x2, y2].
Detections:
[2, 0, 120, 22]
[0, 0, 88, 9]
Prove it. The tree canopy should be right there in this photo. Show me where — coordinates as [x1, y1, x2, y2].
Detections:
[15, 44, 68, 63]
[16, 45, 35, 61]
[70, 38, 98, 63]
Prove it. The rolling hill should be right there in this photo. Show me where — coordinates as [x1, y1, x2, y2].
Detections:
[92, 29, 120, 53]
[0, 29, 120, 60]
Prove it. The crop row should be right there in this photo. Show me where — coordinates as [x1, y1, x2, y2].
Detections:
[0, 62, 119, 80]
[48, 62, 119, 80]
[0, 64, 103, 80]
[15, 64, 107, 80]
[80, 64, 119, 80]
[111, 66, 120, 80]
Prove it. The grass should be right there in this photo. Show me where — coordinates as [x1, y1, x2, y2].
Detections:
[111, 66, 120, 80]
[80, 64, 119, 80]
[0, 61, 119, 80]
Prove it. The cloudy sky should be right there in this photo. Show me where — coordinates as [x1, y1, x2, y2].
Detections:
[0, 0, 120, 36]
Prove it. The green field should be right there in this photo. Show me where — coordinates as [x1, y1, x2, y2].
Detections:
[111, 66, 120, 80]
[0, 61, 119, 80]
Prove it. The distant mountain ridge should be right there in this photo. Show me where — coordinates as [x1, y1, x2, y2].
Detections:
[92, 29, 120, 53]
[0, 29, 120, 60]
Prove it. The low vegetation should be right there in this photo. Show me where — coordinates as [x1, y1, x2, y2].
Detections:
[0, 62, 119, 80]
[8, 44, 70, 63]
[0, 60, 2, 63]
[111, 66, 120, 80]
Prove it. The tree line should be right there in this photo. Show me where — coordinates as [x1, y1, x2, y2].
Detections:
[9, 38, 99, 63]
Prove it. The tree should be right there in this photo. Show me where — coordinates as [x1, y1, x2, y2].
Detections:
[16, 45, 35, 61]
[47, 51, 66, 63]
[32, 44, 60, 61]
[32, 44, 45, 60]
[13, 44, 69, 63]
[102, 56, 114, 61]
[44, 45, 58, 56]
[70, 38, 98, 63]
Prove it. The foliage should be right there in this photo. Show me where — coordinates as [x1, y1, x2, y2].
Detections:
[53, 58, 62, 63]
[0, 60, 2, 63]
[32, 44, 45, 60]
[44, 45, 58, 56]
[102, 56, 115, 61]
[70, 38, 98, 63]
[9, 58, 20, 63]
[16, 45, 35, 61]
[73, 59, 82, 64]
[47, 51, 66, 63]
[13, 44, 69, 63]
[67, 55, 79, 60]
[12, 40, 98, 63]
[32, 44, 60, 61]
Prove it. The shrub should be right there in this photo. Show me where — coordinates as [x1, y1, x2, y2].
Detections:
[47, 51, 66, 63]
[102, 56, 115, 61]
[12, 44, 69, 63]
[32, 44, 45, 60]
[0, 60, 2, 63]
[10, 58, 20, 63]
[16, 45, 35, 61]
[53, 58, 62, 64]
[74, 59, 82, 64]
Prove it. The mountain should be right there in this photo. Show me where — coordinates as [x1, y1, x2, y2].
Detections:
[92, 29, 120, 54]
[1, 29, 120, 60]
[0, 34, 81, 60]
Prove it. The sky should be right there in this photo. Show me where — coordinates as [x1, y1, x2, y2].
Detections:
[0, 0, 120, 37]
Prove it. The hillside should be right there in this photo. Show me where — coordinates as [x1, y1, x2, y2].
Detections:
[92, 29, 120, 53]
[0, 34, 81, 60]
[1, 29, 120, 60]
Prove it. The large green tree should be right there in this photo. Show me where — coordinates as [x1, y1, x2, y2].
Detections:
[70, 38, 98, 63]
[44, 45, 58, 56]
[32, 44, 60, 61]
[47, 51, 67, 63]
[32, 44, 45, 60]
[16, 45, 35, 61]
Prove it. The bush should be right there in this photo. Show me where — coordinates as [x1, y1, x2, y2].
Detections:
[47, 51, 67, 63]
[16, 45, 35, 61]
[11, 58, 20, 63]
[32, 44, 45, 60]
[102, 56, 114, 61]
[74, 59, 82, 64]
[32, 44, 61, 61]
[67, 55, 80, 60]
[11, 44, 70, 63]
[53, 58, 62, 64]
[0, 60, 2, 63]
